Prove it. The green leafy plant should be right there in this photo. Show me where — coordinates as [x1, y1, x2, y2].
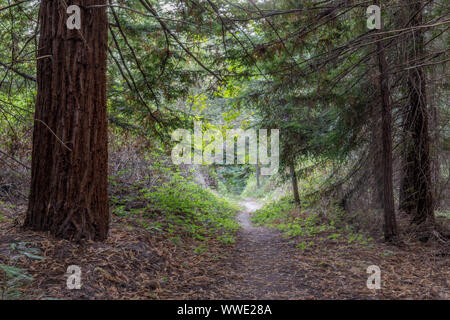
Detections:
[112, 172, 239, 244]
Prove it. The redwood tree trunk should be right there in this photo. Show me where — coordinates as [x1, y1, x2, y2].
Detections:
[24, 0, 109, 241]
[375, 2, 398, 241]
[290, 163, 301, 206]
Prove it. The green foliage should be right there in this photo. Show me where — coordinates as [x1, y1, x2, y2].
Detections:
[9, 242, 45, 261]
[112, 171, 239, 244]
[436, 210, 450, 219]
[251, 196, 373, 247]
[250, 196, 296, 228]
[0, 263, 33, 300]
[240, 173, 275, 199]
[0, 0, 447, 252]
[216, 165, 250, 195]
[251, 197, 334, 238]
[381, 250, 396, 257]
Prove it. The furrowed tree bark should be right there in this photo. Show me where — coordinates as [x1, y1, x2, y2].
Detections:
[290, 163, 301, 206]
[399, 143, 415, 214]
[24, 0, 109, 241]
[375, 1, 398, 242]
[400, 0, 434, 229]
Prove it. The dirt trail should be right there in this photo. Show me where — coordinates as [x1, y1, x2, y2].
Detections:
[217, 198, 311, 299]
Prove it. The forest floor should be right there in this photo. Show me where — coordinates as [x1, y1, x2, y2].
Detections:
[0, 199, 449, 300]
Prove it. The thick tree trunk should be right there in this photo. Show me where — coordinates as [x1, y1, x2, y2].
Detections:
[290, 163, 301, 206]
[407, 69, 434, 226]
[399, 73, 417, 215]
[399, 145, 415, 214]
[24, 1, 109, 241]
[400, 1, 434, 228]
[375, 2, 398, 241]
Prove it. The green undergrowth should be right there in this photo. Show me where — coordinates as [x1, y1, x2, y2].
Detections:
[110, 172, 239, 245]
[241, 173, 285, 201]
[251, 196, 374, 250]
[0, 242, 44, 300]
[0, 264, 33, 299]
[436, 210, 450, 219]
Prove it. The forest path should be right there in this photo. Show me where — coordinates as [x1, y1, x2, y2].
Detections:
[216, 198, 311, 299]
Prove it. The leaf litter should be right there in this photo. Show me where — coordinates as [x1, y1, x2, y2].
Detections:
[0, 201, 448, 300]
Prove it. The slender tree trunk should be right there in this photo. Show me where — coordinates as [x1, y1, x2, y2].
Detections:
[430, 87, 441, 211]
[400, 1, 434, 228]
[24, 1, 109, 241]
[375, 1, 398, 241]
[370, 103, 384, 209]
[256, 164, 261, 188]
[427, 62, 440, 211]
[290, 163, 301, 206]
